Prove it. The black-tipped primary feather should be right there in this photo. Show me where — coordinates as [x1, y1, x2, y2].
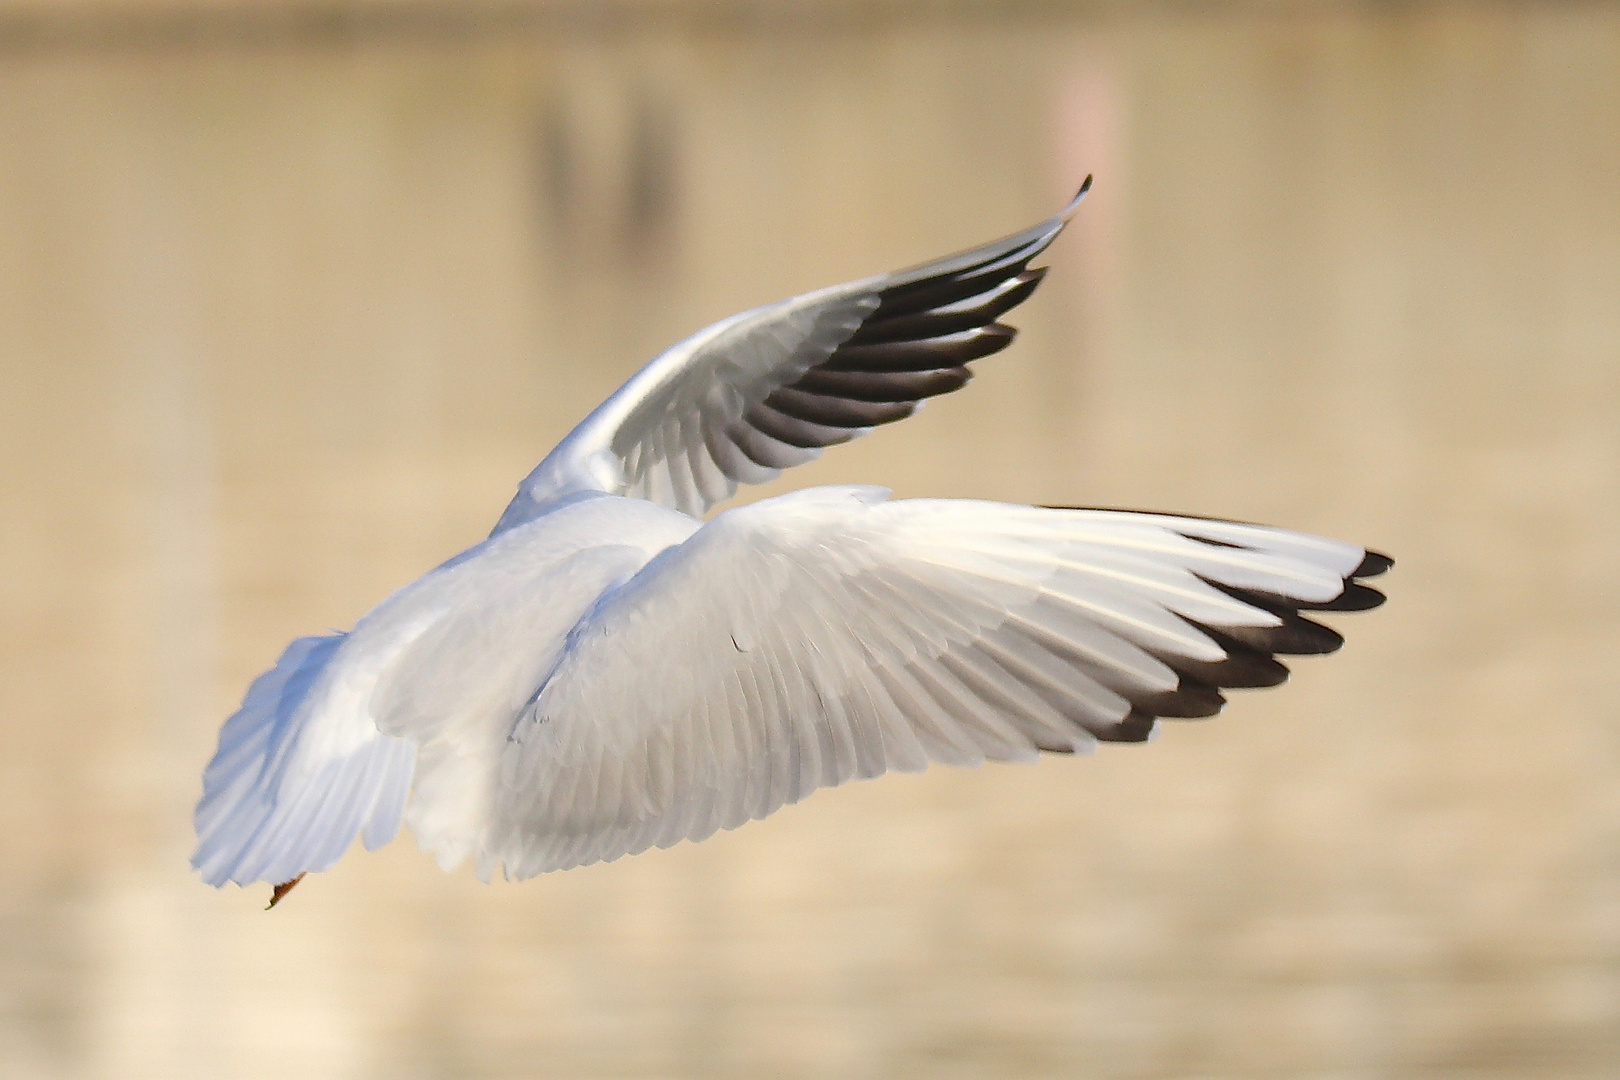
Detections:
[743, 404, 862, 450]
[1094, 710, 1159, 744]
[727, 423, 820, 469]
[821, 325, 1018, 373]
[1200, 577, 1384, 627]
[870, 264, 1046, 325]
[876, 179, 1087, 297]
[791, 366, 972, 403]
[762, 387, 918, 429]
[1203, 612, 1345, 657]
[1355, 551, 1394, 577]
[1302, 582, 1386, 611]
[854, 270, 1048, 342]
[1138, 678, 1227, 719]
[1170, 633, 1293, 689]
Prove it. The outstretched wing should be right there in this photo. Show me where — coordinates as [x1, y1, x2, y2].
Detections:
[492, 179, 1092, 532]
[459, 486, 1390, 880]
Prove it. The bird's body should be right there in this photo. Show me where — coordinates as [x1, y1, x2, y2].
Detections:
[194, 179, 1389, 899]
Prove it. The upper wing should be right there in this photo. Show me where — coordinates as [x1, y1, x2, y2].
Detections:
[466, 486, 1390, 880]
[491, 180, 1093, 533]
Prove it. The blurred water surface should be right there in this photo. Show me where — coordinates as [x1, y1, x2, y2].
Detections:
[1, 4, 1617, 1078]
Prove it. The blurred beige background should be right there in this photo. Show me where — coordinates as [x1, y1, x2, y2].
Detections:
[1, 2, 1617, 1078]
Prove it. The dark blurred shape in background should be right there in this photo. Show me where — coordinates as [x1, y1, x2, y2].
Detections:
[0, 2, 1615, 1078]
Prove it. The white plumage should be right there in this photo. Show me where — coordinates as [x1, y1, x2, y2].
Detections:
[194, 179, 1389, 898]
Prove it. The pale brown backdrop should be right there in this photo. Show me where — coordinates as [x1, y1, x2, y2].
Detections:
[1, 2, 1616, 1078]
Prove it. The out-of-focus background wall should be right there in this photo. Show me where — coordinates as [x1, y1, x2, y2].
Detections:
[1, 1, 1616, 1077]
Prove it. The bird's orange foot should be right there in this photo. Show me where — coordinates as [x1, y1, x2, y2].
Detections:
[267, 873, 305, 910]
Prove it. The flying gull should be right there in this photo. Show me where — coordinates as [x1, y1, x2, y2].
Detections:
[192, 177, 1390, 905]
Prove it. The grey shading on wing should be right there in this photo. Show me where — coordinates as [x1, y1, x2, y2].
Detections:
[470, 488, 1390, 879]
[192, 633, 416, 889]
[491, 179, 1093, 532]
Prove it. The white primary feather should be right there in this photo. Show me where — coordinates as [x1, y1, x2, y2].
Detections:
[192, 181, 1389, 895]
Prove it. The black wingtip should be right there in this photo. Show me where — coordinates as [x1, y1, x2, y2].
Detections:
[1306, 581, 1386, 612]
[1354, 550, 1394, 578]
[1059, 176, 1094, 221]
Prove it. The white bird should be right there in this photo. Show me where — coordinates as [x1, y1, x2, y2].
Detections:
[193, 177, 1389, 906]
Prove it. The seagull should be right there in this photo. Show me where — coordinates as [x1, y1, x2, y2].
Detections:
[193, 177, 1390, 906]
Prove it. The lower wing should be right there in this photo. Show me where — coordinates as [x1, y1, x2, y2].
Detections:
[480, 487, 1389, 879]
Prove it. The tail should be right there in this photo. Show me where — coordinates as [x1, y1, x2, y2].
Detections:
[192, 634, 415, 889]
